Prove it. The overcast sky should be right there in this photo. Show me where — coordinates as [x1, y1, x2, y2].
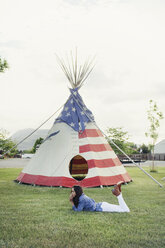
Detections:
[0, 0, 165, 145]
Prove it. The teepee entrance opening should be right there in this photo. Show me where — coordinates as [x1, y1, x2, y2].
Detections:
[69, 155, 88, 181]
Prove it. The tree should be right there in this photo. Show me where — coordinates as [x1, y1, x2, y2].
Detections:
[0, 129, 18, 157]
[31, 137, 44, 153]
[0, 57, 9, 73]
[138, 144, 151, 154]
[145, 99, 164, 172]
[22, 138, 44, 154]
[106, 127, 138, 155]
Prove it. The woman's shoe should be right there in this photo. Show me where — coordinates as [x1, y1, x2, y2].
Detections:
[112, 187, 120, 196]
[116, 181, 124, 193]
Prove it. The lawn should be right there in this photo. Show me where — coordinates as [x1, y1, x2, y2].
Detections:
[0, 167, 165, 248]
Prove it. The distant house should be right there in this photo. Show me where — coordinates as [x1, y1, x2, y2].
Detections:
[155, 140, 165, 154]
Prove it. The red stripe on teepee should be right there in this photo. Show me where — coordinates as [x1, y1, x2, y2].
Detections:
[79, 129, 103, 138]
[17, 172, 131, 187]
[79, 144, 112, 153]
[81, 173, 132, 187]
[87, 158, 121, 168]
[113, 157, 122, 166]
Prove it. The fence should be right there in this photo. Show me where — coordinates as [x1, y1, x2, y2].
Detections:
[118, 153, 165, 163]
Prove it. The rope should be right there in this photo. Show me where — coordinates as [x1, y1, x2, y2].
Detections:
[71, 91, 163, 188]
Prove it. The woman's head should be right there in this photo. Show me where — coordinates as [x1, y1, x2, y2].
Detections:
[72, 185, 83, 196]
[71, 185, 83, 207]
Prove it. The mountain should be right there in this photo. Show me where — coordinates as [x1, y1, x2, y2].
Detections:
[11, 128, 49, 151]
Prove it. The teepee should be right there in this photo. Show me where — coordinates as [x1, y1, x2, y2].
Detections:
[17, 53, 131, 187]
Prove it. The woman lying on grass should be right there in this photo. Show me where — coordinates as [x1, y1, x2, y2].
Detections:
[69, 182, 130, 213]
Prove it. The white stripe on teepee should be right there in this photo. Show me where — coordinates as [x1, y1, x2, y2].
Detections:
[81, 150, 117, 160]
[79, 136, 109, 145]
[84, 122, 98, 129]
[87, 165, 126, 178]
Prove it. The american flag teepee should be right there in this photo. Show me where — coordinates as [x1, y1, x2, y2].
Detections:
[17, 54, 131, 187]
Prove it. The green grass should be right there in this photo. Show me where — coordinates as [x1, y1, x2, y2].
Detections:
[0, 167, 165, 248]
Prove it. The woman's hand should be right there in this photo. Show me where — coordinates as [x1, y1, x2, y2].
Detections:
[69, 193, 75, 206]
[69, 193, 74, 202]
[69, 188, 76, 206]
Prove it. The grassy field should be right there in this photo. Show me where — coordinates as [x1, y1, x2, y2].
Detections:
[0, 167, 165, 248]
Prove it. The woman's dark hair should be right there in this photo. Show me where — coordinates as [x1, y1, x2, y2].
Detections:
[72, 185, 83, 208]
